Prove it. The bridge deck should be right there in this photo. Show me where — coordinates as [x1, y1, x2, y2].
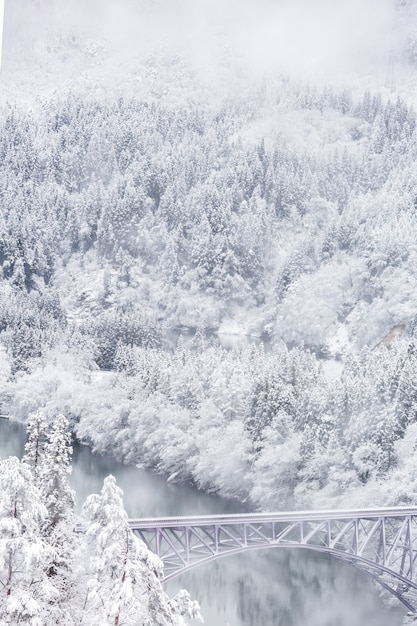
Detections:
[128, 506, 417, 528]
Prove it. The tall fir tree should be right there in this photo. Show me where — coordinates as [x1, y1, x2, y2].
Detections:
[22, 409, 48, 483]
[80, 475, 202, 626]
[0, 457, 58, 625]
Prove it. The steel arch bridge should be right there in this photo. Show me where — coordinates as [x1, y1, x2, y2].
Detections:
[130, 507, 417, 613]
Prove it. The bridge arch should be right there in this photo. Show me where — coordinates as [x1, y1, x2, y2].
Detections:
[160, 543, 417, 613]
[130, 507, 417, 613]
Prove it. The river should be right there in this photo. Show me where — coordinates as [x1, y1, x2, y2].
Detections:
[0, 419, 405, 626]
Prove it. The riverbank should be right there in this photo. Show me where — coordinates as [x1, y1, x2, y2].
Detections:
[5, 331, 417, 518]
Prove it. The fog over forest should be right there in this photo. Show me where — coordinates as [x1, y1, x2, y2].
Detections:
[2, 0, 411, 95]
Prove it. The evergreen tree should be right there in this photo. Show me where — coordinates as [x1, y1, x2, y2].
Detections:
[246, 372, 295, 454]
[22, 409, 48, 483]
[37, 414, 78, 621]
[80, 475, 202, 626]
[2, 428, 202, 624]
[0, 457, 58, 625]
[40, 414, 75, 534]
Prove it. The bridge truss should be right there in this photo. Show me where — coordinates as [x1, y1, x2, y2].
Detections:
[130, 507, 417, 613]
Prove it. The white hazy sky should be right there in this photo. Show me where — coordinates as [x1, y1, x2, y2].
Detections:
[0, 0, 4, 70]
[2, 0, 412, 92]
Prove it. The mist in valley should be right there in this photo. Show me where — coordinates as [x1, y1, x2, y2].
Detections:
[2, 0, 414, 99]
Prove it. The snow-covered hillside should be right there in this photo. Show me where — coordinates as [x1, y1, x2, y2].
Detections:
[2, 0, 417, 512]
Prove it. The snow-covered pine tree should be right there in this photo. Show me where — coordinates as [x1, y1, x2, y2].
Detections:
[0, 456, 58, 625]
[22, 409, 48, 483]
[38, 414, 78, 621]
[80, 474, 202, 626]
[40, 414, 75, 534]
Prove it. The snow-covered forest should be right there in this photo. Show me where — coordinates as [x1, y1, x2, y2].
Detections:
[2, 77, 417, 510]
[3, 0, 417, 621]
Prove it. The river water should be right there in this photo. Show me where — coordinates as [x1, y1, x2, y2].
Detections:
[0, 419, 405, 626]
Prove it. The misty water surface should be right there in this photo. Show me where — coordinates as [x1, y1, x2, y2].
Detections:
[0, 419, 405, 626]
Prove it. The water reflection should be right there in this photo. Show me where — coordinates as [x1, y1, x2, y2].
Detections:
[0, 419, 25, 458]
[167, 550, 405, 626]
[0, 419, 405, 626]
[71, 442, 245, 517]
[0, 419, 243, 517]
